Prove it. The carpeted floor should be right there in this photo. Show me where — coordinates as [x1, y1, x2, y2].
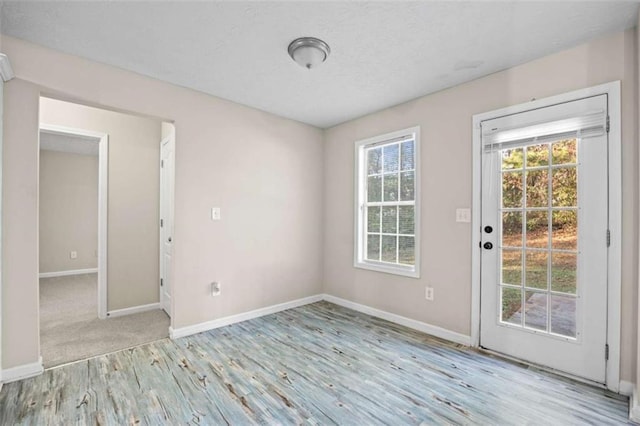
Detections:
[39, 273, 170, 368]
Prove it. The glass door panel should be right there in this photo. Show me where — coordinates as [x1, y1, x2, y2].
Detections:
[499, 140, 579, 338]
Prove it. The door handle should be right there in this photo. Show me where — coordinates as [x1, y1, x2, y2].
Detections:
[483, 242, 493, 250]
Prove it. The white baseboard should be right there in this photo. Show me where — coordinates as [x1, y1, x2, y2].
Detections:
[39, 268, 98, 278]
[619, 380, 634, 396]
[1, 357, 44, 384]
[630, 388, 640, 423]
[169, 294, 323, 339]
[169, 293, 470, 347]
[322, 294, 472, 346]
[107, 302, 160, 318]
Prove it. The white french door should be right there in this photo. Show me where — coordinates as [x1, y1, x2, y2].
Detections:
[480, 95, 609, 383]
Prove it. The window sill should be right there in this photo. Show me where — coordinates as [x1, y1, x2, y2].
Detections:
[354, 260, 420, 278]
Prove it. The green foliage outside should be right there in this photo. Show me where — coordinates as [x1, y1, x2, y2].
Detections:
[500, 140, 579, 323]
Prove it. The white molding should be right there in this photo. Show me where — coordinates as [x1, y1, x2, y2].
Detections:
[323, 294, 471, 346]
[39, 123, 109, 320]
[605, 81, 622, 393]
[40, 123, 107, 140]
[0, 81, 4, 390]
[471, 81, 622, 392]
[0, 53, 14, 82]
[471, 111, 482, 348]
[353, 126, 421, 279]
[107, 302, 160, 318]
[1, 357, 43, 384]
[169, 295, 323, 339]
[98, 133, 109, 320]
[631, 390, 640, 423]
[159, 133, 175, 319]
[619, 380, 634, 396]
[169, 293, 471, 346]
[39, 268, 98, 278]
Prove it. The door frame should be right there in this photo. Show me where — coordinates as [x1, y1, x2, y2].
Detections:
[159, 132, 175, 318]
[38, 123, 109, 320]
[470, 81, 622, 391]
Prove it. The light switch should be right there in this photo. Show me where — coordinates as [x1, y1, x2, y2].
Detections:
[211, 207, 221, 221]
[456, 208, 471, 223]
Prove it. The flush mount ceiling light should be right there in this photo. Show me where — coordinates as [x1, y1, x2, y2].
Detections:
[288, 37, 331, 70]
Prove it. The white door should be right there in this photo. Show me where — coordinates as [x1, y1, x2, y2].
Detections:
[160, 136, 174, 316]
[480, 95, 609, 383]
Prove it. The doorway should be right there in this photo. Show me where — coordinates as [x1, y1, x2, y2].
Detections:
[472, 82, 621, 389]
[38, 97, 172, 368]
[39, 124, 108, 318]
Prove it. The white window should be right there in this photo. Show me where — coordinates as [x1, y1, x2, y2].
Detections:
[354, 126, 420, 278]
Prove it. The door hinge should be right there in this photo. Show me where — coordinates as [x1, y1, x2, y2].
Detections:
[606, 229, 611, 247]
[606, 115, 610, 133]
[160, 218, 164, 227]
[161, 160, 164, 168]
[160, 278, 164, 287]
[605, 343, 609, 361]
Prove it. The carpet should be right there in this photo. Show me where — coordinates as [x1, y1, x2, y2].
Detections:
[39, 273, 170, 368]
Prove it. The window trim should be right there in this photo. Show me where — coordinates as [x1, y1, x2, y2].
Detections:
[353, 126, 421, 278]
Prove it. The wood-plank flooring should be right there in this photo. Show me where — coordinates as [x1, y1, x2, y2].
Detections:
[0, 301, 630, 425]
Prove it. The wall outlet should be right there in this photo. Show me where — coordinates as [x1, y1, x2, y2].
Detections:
[70, 251, 78, 259]
[211, 281, 221, 296]
[425, 286, 434, 301]
[211, 207, 221, 221]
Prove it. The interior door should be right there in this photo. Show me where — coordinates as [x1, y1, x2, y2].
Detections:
[480, 95, 609, 383]
[160, 136, 174, 316]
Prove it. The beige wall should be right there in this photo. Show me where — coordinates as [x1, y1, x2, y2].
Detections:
[323, 29, 638, 383]
[39, 150, 98, 273]
[1, 36, 325, 368]
[40, 98, 161, 311]
[0, 28, 636, 385]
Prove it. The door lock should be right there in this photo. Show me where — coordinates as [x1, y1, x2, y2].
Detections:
[483, 242, 493, 250]
[484, 226, 493, 233]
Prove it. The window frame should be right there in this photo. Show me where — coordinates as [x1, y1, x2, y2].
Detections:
[353, 126, 421, 278]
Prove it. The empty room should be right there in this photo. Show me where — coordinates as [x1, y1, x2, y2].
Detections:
[0, 1, 639, 425]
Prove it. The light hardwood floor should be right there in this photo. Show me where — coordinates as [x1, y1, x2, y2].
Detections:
[0, 301, 630, 424]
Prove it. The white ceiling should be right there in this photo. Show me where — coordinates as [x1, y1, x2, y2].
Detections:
[2, 1, 638, 128]
[40, 131, 99, 156]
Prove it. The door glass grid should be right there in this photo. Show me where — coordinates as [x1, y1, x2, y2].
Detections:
[499, 139, 578, 338]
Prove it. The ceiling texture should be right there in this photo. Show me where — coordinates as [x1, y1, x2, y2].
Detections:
[1, 1, 638, 128]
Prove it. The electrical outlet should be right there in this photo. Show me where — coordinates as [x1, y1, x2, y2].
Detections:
[211, 207, 221, 221]
[70, 251, 78, 259]
[425, 287, 434, 301]
[211, 281, 221, 296]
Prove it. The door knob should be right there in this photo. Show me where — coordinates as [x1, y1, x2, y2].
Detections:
[483, 242, 493, 250]
[168, 237, 172, 242]
[484, 226, 493, 233]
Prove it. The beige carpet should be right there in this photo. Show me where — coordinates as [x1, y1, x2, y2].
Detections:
[40, 273, 170, 368]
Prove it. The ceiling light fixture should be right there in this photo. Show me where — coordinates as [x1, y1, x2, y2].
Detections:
[288, 37, 331, 70]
